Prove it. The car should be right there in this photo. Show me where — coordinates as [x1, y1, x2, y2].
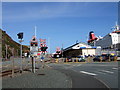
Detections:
[117, 56, 120, 61]
[101, 54, 116, 61]
[77, 56, 85, 62]
[93, 56, 101, 62]
[68, 57, 72, 62]
[93, 54, 117, 62]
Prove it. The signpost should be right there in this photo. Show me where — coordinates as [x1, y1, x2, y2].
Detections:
[30, 36, 38, 73]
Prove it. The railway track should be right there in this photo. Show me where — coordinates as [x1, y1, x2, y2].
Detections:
[1, 67, 31, 77]
[1, 68, 20, 77]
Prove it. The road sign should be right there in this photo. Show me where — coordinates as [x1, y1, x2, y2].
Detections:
[30, 46, 38, 52]
[30, 36, 38, 52]
[41, 57, 44, 60]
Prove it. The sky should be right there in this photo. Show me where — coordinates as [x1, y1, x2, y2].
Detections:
[1, 2, 118, 53]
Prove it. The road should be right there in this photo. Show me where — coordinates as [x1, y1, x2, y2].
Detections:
[48, 62, 119, 89]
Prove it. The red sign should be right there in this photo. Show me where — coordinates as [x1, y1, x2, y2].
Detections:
[37, 53, 41, 55]
[40, 39, 46, 47]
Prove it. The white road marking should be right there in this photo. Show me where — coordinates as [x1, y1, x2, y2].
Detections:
[96, 71, 106, 75]
[72, 65, 77, 66]
[99, 65, 108, 66]
[77, 64, 82, 66]
[80, 71, 97, 76]
[112, 68, 118, 70]
[65, 66, 74, 69]
[100, 70, 114, 74]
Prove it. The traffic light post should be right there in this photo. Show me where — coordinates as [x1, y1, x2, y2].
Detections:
[17, 32, 23, 73]
[19, 40, 23, 73]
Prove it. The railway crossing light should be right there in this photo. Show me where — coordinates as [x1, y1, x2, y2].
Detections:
[17, 32, 23, 39]
[41, 47, 48, 51]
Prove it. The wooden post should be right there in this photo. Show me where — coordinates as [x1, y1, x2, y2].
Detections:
[5, 44, 7, 60]
[12, 57, 14, 77]
[12, 48, 14, 77]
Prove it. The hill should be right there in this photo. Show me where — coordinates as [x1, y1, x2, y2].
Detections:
[1, 29, 29, 59]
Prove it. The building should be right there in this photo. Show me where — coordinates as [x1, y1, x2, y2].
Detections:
[63, 42, 101, 58]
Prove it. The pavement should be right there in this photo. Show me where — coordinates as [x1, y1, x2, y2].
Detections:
[2, 65, 72, 89]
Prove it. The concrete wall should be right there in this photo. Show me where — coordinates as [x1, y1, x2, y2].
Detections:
[82, 49, 96, 56]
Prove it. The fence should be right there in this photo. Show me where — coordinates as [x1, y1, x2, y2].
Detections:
[1, 57, 42, 77]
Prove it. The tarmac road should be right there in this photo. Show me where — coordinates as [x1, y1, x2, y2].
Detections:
[48, 62, 119, 89]
[52, 67, 108, 88]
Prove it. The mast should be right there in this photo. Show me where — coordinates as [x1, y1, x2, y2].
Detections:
[35, 26, 37, 37]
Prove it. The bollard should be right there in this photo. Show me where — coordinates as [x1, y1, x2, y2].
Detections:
[114, 56, 117, 61]
[56, 58, 58, 63]
[76, 57, 78, 62]
[108, 55, 110, 62]
[87, 57, 90, 63]
[100, 56, 102, 62]
[66, 58, 68, 62]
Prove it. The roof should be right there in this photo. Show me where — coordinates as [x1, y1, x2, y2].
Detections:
[63, 43, 79, 51]
[63, 42, 96, 52]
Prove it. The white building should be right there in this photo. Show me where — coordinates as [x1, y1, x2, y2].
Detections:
[63, 42, 101, 57]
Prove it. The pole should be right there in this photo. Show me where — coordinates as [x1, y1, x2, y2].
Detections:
[5, 44, 7, 60]
[94, 40, 96, 47]
[35, 26, 37, 37]
[48, 37, 50, 54]
[34, 57, 35, 73]
[31, 57, 34, 73]
[20, 40, 23, 73]
[43, 53, 45, 68]
[62, 44, 63, 58]
[12, 48, 14, 77]
[31, 54, 36, 73]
